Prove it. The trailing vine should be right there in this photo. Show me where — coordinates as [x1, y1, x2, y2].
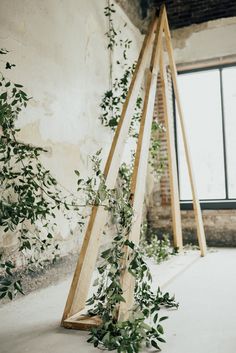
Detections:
[84, 157, 178, 352]
[101, 2, 165, 175]
[82, 5, 179, 352]
[0, 50, 110, 300]
[0, 49, 64, 299]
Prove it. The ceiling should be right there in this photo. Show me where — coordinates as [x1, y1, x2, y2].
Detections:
[117, 0, 236, 31]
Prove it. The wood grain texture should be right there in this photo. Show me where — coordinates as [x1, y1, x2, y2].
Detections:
[61, 16, 158, 324]
[159, 52, 183, 250]
[62, 5, 207, 333]
[63, 315, 102, 331]
[118, 7, 165, 321]
[163, 7, 207, 256]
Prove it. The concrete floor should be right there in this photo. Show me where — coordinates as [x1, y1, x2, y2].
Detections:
[0, 248, 236, 353]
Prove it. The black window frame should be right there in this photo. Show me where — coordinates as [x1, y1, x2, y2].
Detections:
[174, 63, 236, 210]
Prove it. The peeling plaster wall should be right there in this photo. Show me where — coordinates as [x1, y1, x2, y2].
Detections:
[0, 1, 143, 260]
[172, 17, 236, 63]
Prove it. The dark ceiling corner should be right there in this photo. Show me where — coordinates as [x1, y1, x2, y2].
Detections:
[117, 0, 236, 32]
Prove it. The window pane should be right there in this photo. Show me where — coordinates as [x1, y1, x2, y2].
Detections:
[222, 67, 236, 198]
[176, 69, 225, 200]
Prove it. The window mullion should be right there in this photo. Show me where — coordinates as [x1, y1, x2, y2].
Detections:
[219, 68, 229, 200]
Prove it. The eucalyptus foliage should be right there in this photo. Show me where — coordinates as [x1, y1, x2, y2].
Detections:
[85, 159, 178, 352]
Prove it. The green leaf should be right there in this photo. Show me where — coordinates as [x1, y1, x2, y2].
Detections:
[8, 291, 13, 300]
[157, 324, 164, 334]
[5, 261, 15, 269]
[101, 249, 111, 258]
[0, 287, 9, 292]
[151, 340, 160, 350]
[159, 316, 168, 322]
[0, 279, 12, 286]
[0, 92, 7, 101]
[6, 268, 13, 276]
[0, 292, 7, 299]
[13, 281, 24, 295]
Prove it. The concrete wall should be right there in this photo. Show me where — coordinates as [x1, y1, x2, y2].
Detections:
[148, 16, 236, 247]
[172, 17, 236, 63]
[0, 1, 143, 259]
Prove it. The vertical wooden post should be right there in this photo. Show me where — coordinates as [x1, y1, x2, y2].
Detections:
[163, 8, 207, 256]
[159, 53, 183, 250]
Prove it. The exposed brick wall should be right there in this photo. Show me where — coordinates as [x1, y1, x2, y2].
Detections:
[147, 66, 236, 247]
[147, 69, 173, 230]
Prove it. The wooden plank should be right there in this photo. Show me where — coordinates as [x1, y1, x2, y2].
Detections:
[118, 8, 165, 321]
[63, 315, 102, 331]
[62, 16, 158, 324]
[159, 52, 183, 250]
[163, 8, 207, 256]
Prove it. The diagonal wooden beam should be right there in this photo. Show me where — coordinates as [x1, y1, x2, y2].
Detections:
[163, 7, 207, 256]
[118, 6, 166, 321]
[61, 15, 158, 323]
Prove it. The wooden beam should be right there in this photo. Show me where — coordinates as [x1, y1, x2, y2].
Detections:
[163, 8, 207, 256]
[61, 16, 158, 324]
[63, 315, 102, 331]
[159, 52, 183, 250]
[118, 7, 165, 321]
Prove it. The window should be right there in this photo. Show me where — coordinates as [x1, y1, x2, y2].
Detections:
[175, 65, 236, 209]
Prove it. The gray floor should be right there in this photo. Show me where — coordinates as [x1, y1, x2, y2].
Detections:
[0, 248, 236, 353]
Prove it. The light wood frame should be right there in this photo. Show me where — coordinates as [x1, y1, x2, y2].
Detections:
[61, 4, 207, 330]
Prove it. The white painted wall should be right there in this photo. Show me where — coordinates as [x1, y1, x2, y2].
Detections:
[0, 0, 143, 256]
[2, 0, 235, 262]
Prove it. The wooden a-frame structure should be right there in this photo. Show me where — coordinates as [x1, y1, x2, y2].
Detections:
[61, 5, 207, 330]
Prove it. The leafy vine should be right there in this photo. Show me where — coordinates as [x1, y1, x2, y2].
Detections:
[82, 4, 179, 352]
[83, 154, 178, 352]
[101, 2, 165, 175]
[0, 3, 178, 352]
[0, 50, 110, 300]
